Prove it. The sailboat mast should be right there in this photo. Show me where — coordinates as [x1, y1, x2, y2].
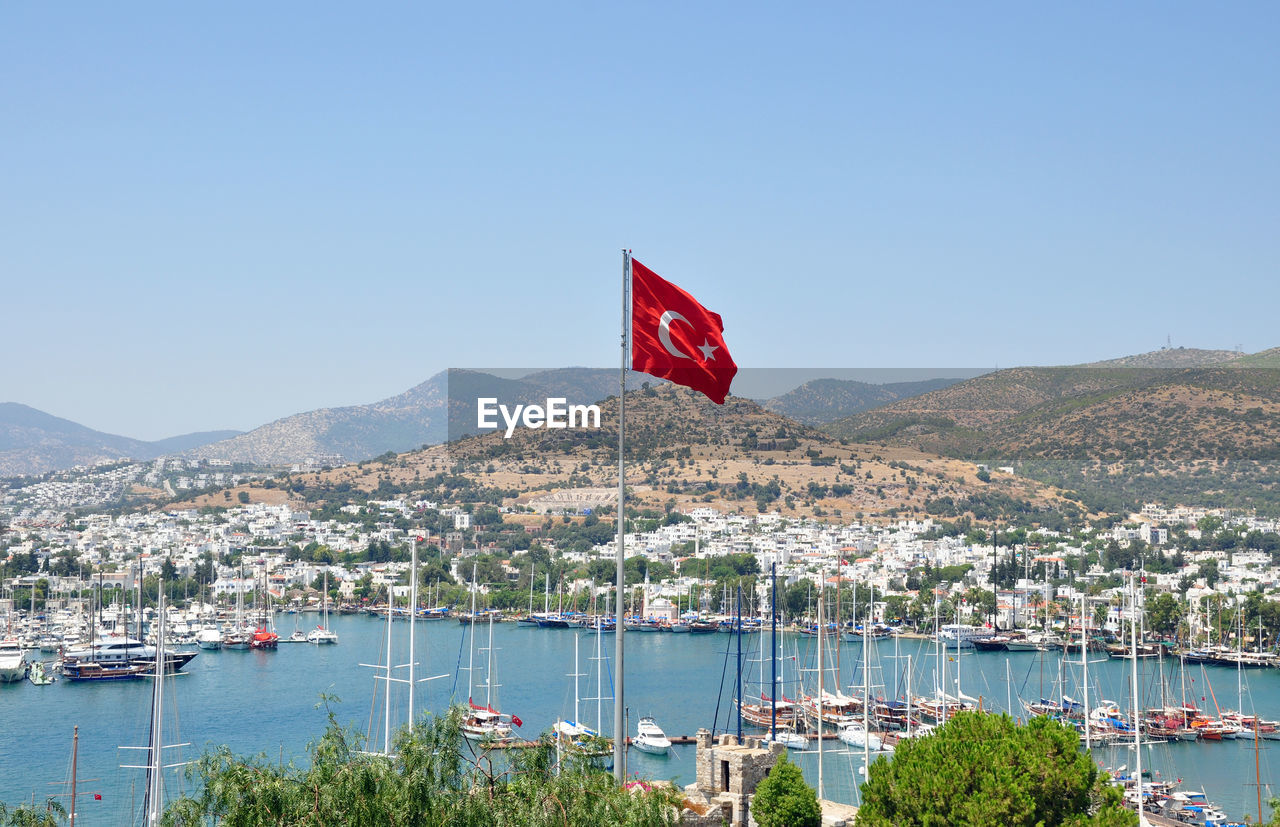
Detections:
[1237, 610, 1243, 712]
[383, 589, 393, 755]
[905, 655, 912, 739]
[408, 539, 417, 726]
[134, 561, 141, 659]
[145, 586, 166, 827]
[863, 581, 871, 778]
[1256, 706, 1263, 824]
[817, 574, 824, 800]
[1005, 658, 1012, 719]
[70, 727, 79, 827]
[467, 563, 477, 704]
[596, 613, 603, 734]
[936, 594, 946, 726]
[486, 611, 495, 710]
[1082, 594, 1091, 753]
[736, 586, 743, 740]
[835, 573, 842, 678]
[770, 563, 777, 739]
[955, 603, 962, 704]
[1130, 576, 1146, 826]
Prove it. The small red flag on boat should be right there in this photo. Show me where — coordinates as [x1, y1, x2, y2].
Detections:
[94, 794, 102, 801]
[512, 715, 523, 727]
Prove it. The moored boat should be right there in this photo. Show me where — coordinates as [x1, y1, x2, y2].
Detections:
[62, 659, 147, 681]
[461, 700, 517, 740]
[306, 572, 339, 644]
[767, 729, 809, 749]
[250, 627, 279, 650]
[632, 716, 672, 755]
[195, 625, 222, 650]
[27, 659, 55, 685]
[0, 638, 26, 682]
[837, 720, 890, 752]
[62, 638, 196, 673]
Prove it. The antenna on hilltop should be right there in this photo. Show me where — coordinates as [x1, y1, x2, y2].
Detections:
[1165, 334, 1172, 351]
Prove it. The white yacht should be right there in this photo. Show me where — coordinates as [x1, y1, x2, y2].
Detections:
[307, 576, 339, 644]
[632, 716, 672, 755]
[766, 730, 809, 750]
[62, 637, 197, 671]
[0, 638, 27, 682]
[837, 720, 890, 752]
[306, 625, 338, 644]
[195, 625, 222, 650]
[937, 624, 994, 649]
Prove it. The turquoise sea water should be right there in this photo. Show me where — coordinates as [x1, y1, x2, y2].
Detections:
[1, 615, 1276, 824]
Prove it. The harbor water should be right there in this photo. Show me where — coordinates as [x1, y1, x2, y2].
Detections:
[1, 614, 1276, 824]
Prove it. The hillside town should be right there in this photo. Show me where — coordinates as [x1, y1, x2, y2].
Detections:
[4, 490, 1279, 647]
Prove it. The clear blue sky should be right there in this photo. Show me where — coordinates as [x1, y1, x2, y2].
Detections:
[4, 3, 1277, 440]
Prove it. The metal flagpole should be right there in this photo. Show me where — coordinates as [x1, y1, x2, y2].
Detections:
[613, 249, 631, 782]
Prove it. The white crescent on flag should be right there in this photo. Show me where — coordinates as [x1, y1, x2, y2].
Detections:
[658, 310, 693, 360]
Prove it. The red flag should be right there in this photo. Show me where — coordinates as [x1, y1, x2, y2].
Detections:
[631, 258, 737, 404]
[94, 794, 102, 801]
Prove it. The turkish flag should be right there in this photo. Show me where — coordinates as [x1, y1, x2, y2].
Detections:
[631, 259, 737, 404]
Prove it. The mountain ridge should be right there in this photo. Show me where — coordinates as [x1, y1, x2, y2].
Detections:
[0, 402, 241, 477]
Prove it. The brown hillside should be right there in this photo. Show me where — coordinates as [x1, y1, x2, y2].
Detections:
[170, 384, 1073, 524]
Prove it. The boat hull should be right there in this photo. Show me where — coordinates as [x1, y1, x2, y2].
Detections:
[0, 664, 27, 683]
[632, 738, 671, 754]
[61, 661, 146, 681]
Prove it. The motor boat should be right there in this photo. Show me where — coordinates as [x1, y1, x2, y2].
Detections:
[632, 716, 672, 755]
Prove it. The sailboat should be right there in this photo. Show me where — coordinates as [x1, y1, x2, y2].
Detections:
[460, 565, 518, 740]
[516, 564, 540, 627]
[736, 565, 806, 747]
[307, 571, 339, 644]
[838, 582, 892, 754]
[120, 586, 191, 826]
[553, 632, 611, 760]
[362, 539, 447, 756]
[249, 568, 279, 650]
[222, 563, 251, 650]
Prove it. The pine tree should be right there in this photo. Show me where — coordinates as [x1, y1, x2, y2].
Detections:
[751, 753, 821, 827]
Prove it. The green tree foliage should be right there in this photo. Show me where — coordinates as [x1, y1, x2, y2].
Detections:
[165, 703, 681, 827]
[1144, 593, 1182, 638]
[781, 580, 811, 620]
[751, 753, 821, 827]
[857, 712, 1135, 827]
[0, 799, 66, 826]
[700, 553, 760, 580]
[1198, 558, 1221, 588]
